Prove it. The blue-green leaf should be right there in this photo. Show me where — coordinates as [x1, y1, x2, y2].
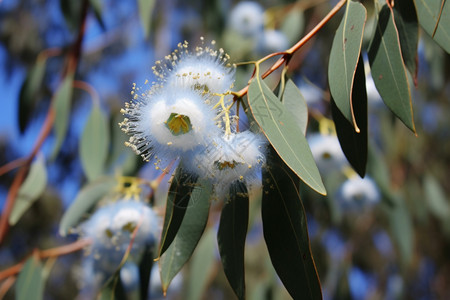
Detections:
[281, 79, 308, 135]
[9, 155, 47, 226]
[80, 103, 110, 182]
[59, 176, 116, 236]
[186, 228, 216, 300]
[328, 0, 366, 130]
[248, 76, 325, 195]
[331, 55, 368, 177]
[52, 73, 74, 158]
[262, 146, 322, 300]
[368, 4, 416, 133]
[88, 0, 105, 29]
[159, 179, 212, 293]
[414, 0, 450, 54]
[217, 182, 249, 300]
[281, 8, 305, 45]
[138, 0, 156, 38]
[16, 255, 44, 300]
[424, 174, 450, 221]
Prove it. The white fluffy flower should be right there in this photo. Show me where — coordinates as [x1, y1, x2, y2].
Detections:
[337, 176, 380, 209]
[308, 133, 347, 174]
[186, 131, 267, 199]
[229, 1, 265, 37]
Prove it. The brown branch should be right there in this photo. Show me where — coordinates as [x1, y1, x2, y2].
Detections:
[0, 276, 15, 299]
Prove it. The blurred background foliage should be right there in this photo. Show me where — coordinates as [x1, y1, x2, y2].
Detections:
[0, 0, 449, 299]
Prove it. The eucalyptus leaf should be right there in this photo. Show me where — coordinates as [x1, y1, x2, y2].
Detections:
[138, 0, 156, 38]
[16, 256, 44, 300]
[88, 0, 105, 29]
[281, 79, 308, 135]
[368, 4, 416, 133]
[328, 0, 366, 130]
[9, 155, 48, 226]
[280, 8, 305, 45]
[331, 55, 368, 177]
[139, 246, 155, 300]
[414, 0, 450, 54]
[262, 147, 322, 300]
[52, 73, 74, 158]
[424, 174, 450, 220]
[159, 179, 212, 292]
[59, 176, 116, 236]
[80, 103, 110, 182]
[217, 182, 249, 300]
[248, 76, 325, 195]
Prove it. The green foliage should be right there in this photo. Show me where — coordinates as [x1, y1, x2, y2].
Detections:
[16, 256, 44, 300]
[280, 79, 308, 135]
[9, 155, 48, 226]
[138, 0, 156, 38]
[248, 73, 326, 195]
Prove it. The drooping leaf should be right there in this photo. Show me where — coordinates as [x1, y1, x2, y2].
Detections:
[98, 273, 126, 300]
[138, 246, 155, 300]
[393, 0, 419, 81]
[367, 145, 395, 207]
[52, 73, 74, 158]
[248, 76, 325, 195]
[368, 4, 416, 133]
[217, 182, 249, 300]
[88, 0, 105, 29]
[281, 79, 308, 135]
[280, 8, 305, 45]
[414, 0, 450, 54]
[16, 255, 44, 300]
[159, 179, 212, 293]
[18, 59, 46, 133]
[186, 228, 216, 300]
[138, 0, 156, 38]
[424, 174, 450, 221]
[328, 0, 366, 130]
[261, 146, 322, 300]
[9, 155, 48, 226]
[59, 176, 116, 236]
[80, 103, 110, 182]
[331, 55, 368, 177]
[158, 165, 198, 257]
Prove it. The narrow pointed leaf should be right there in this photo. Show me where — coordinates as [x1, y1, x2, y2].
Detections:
[328, 0, 366, 130]
[52, 73, 74, 158]
[368, 4, 416, 133]
[80, 103, 110, 182]
[262, 147, 322, 300]
[138, 0, 156, 38]
[19, 59, 46, 133]
[159, 179, 212, 292]
[393, 0, 419, 81]
[187, 228, 216, 300]
[217, 182, 249, 300]
[331, 55, 368, 177]
[88, 0, 105, 29]
[139, 246, 155, 300]
[59, 177, 116, 236]
[424, 174, 450, 221]
[158, 166, 198, 257]
[9, 155, 47, 225]
[16, 255, 44, 300]
[248, 77, 325, 195]
[414, 0, 450, 54]
[281, 79, 308, 135]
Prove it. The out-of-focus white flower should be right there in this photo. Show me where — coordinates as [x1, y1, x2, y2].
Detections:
[258, 29, 289, 54]
[228, 1, 265, 37]
[77, 199, 160, 297]
[337, 176, 380, 209]
[186, 130, 267, 199]
[307, 133, 347, 174]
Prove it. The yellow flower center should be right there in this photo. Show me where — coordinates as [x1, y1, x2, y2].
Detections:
[166, 113, 192, 136]
[215, 160, 238, 170]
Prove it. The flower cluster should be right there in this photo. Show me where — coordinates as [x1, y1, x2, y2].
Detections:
[120, 39, 267, 199]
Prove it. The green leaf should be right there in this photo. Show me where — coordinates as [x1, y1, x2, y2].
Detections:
[281, 79, 308, 135]
[59, 176, 116, 236]
[158, 165, 198, 257]
[18, 59, 46, 133]
[80, 103, 110, 182]
[138, 0, 156, 38]
[328, 0, 366, 130]
[261, 147, 322, 300]
[138, 247, 155, 300]
[368, 4, 416, 133]
[414, 0, 450, 54]
[9, 155, 48, 226]
[186, 228, 216, 300]
[159, 179, 212, 293]
[88, 0, 105, 29]
[98, 274, 126, 300]
[52, 73, 74, 158]
[248, 76, 325, 195]
[367, 145, 395, 206]
[424, 174, 450, 220]
[280, 8, 305, 45]
[217, 182, 249, 300]
[16, 255, 44, 300]
[393, 0, 419, 81]
[60, 0, 82, 30]
[331, 55, 368, 177]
